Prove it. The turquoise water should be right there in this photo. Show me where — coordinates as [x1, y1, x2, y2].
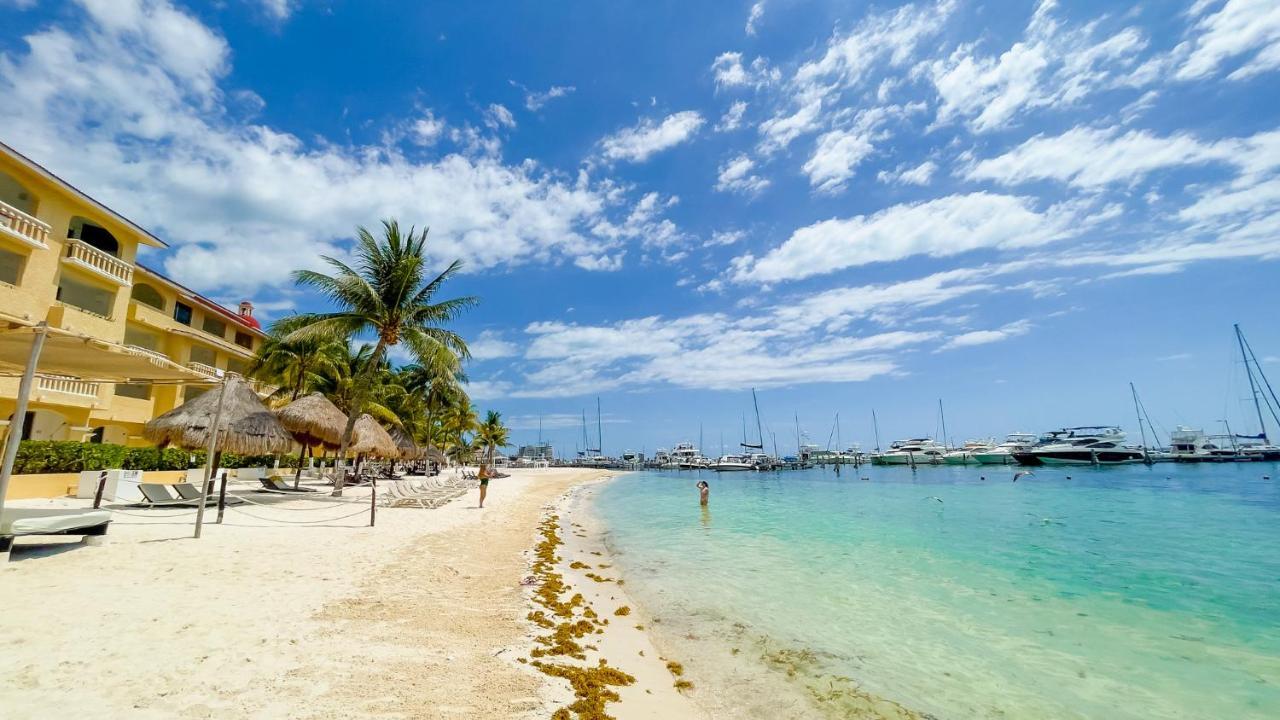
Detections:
[592, 464, 1280, 719]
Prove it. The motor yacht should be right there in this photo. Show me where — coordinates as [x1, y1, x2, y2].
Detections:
[871, 438, 947, 465]
[942, 438, 996, 465]
[711, 454, 755, 471]
[1012, 427, 1145, 466]
[972, 433, 1038, 465]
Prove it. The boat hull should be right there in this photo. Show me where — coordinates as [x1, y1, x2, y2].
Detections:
[1013, 451, 1145, 466]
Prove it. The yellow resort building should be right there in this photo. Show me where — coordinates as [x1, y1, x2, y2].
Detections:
[0, 141, 267, 447]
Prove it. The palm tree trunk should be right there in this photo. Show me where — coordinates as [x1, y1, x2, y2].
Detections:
[294, 443, 310, 488]
[331, 339, 388, 496]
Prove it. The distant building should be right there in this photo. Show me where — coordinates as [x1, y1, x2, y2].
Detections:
[517, 442, 554, 461]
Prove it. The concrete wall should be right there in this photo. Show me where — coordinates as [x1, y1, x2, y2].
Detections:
[4, 470, 190, 500]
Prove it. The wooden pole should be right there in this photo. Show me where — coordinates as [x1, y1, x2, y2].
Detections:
[194, 377, 229, 539]
[92, 470, 108, 509]
[369, 475, 377, 527]
[216, 470, 229, 523]
[0, 323, 49, 517]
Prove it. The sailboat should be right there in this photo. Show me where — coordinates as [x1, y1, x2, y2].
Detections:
[1226, 324, 1280, 461]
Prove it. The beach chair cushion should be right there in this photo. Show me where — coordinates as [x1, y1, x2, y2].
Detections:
[138, 483, 179, 504]
[1, 508, 112, 536]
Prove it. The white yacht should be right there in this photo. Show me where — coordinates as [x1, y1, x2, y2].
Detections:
[1012, 427, 1145, 466]
[872, 438, 947, 465]
[711, 454, 755, 471]
[942, 438, 996, 465]
[972, 433, 1038, 465]
[671, 442, 709, 469]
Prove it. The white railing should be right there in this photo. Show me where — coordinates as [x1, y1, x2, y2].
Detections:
[125, 344, 170, 362]
[64, 240, 134, 284]
[0, 199, 50, 249]
[38, 375, 99, 397]
[187, 361, 221, 378]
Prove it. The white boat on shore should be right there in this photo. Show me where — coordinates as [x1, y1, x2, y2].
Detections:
[872, 438, 947, 465]
[711, 454, 755, 471]
[943, 439, 996, 465]
[1012, 427, 1145, 466]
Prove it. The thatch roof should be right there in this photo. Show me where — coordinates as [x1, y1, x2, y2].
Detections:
[275, 392, 348, 448]
[349, 414, 398, 458]
[144, 375, 294, 454]
[388, 426, 425, 460]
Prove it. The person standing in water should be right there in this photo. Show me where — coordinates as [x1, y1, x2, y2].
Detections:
[697, 480, 709, 506]
[477, 463, 491, 508]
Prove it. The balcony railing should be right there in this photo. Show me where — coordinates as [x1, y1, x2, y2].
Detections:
[63, 240, 134, 285]
[0, 199, 50, 249]
[38, 375, 100, 397]
[187, 361, 221, 378]
[125, 345, 171, 363]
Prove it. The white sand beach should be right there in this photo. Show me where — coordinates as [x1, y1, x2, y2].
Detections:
[0, 468, 706, 720]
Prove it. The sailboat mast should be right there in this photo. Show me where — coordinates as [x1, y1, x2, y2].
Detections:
[872, 409, 881, 452]
[1236, 324, 1269, 442]
[836, 413, 842, 452]
[597, 397, 604, 456]
[939, 399, 949, 451]
[794, 412, 801, 455]
[752, 388, 765, 450]
[1130, 381, 1150, 453]
[1237, 324, 1280, 438]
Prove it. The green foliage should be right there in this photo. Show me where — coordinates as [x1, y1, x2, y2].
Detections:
[13, 441, 301, 474]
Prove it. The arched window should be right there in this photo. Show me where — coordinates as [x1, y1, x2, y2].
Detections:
[0, 171, 38, 215]
[131, 283, 165, 311]
[67, 216, 120, 256]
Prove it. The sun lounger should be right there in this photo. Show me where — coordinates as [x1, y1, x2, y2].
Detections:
[174, 483, 245, 505]
[1, 508, 112, 561]
[135, 483, 242, 507]
[256, 478, 319, 493]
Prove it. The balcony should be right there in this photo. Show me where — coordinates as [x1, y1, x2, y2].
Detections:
[187, 361, 222, 379]
[62, 240, 134, 285]
[37, 375, 100, 398]
[125, 345, 171, 363]
[0, 199, 50, 250]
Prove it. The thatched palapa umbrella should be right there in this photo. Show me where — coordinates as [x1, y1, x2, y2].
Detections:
[144, 374, 293, 537]
[145, 375, 294, 457]
[275, 392, 348, 486]
[349, 414, 398, 458]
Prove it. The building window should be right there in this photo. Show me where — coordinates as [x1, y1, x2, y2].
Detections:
[67, 217, 120, 256]
[189, 345, 216, 367]
[202, 315, 227, 338]
[226, 358, 247, 375]
[234, 331, 253, 349]
[114, 383, 151, 400]
[131, 283, 165, 311]
[0, 247, 23, 286]
[56, 276, 115, 317]
[174, 301, 193, 325]
[0, 171, 38, 215]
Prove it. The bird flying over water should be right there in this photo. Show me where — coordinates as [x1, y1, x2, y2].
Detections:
[1013, 471, 1034, 482]
[924, 496, 944, 503]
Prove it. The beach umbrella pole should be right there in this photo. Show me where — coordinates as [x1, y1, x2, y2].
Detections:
[0, 323, 49, 518]
[193, 377, 229, 539]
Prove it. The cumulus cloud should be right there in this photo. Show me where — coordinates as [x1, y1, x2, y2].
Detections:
[469, 330, 520, 360]
[877, 160, 938, 186]
[484, 103, 517, 130]
[746, 1, 766, 36]
[0, 0, 677, 296]
[730, 193, 1081, 284]
[715, 100, 748, 132]
[1177, 0, 1280, 81]
[924, 0, 1149, 132]
[522, 84, 576, 111]
[937, 319, 1032, 351]
[715, 155, 770, 195]
[712, 52, 779, 89]
[598, 111, 705, 163]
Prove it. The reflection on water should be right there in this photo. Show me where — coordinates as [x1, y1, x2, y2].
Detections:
[593, 464, 1280, 719]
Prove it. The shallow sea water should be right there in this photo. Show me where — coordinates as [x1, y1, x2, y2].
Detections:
[591, 463, 1280, 719]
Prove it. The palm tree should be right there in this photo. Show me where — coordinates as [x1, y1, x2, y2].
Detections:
[250, 315, 344, 404]
[400, 344, 468, 453]
[289, 220, 477, 493]
[477, 410, 511, 466]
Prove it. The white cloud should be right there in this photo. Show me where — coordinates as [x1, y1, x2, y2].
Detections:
[746, 1, 766, 36]
[523, 84, 576, 111]
[2, 0, 38, 9]
[878, 160, 937, 186]
[598, 111, 705, 163]
[257, 0, 294, 20]
[484, 103, 516, 130]
[504, 413, 628, 431]
[705, 229, 746, 247]
[410, 111, 447, 145]
[716, 100, 748, 132]
[799, 104, 921, 193]
[1177, 0, 1280, 81]
[711, 52, 778, 90]
[937, 319, 1032, 351]
[730, 193, 1079, 284]
[715, 155, 770, 195]
[967, 125, 1280, 189]
[925, 0, 1148, 132]
[0, 0, 677, 295]
[469, 330, 519, 361]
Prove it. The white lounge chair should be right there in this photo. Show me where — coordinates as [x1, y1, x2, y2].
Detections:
[1, 508, 112, 561]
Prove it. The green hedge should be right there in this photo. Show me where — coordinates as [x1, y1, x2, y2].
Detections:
[12, 441, 301, 474]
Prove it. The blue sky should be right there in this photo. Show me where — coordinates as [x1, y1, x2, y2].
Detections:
[3, 0, 1280, 456]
